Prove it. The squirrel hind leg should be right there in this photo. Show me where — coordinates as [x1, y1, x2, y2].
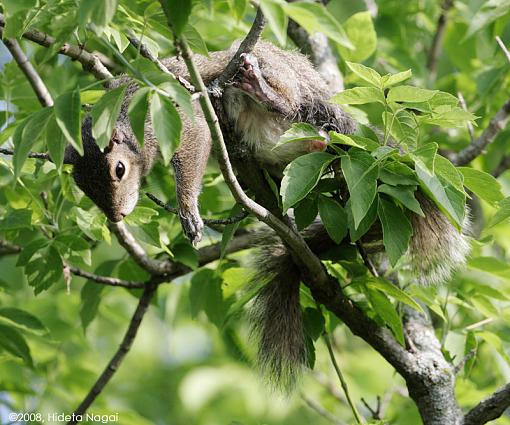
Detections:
[249, 247, 306, 392]
[408, 195, 471, 285]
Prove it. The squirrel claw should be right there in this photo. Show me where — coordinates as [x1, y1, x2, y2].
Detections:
[179, 208, 204, 246]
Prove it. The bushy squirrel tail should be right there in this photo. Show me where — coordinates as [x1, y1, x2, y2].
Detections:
[248, 232, 306, 392]
[409, 193, 471, 285]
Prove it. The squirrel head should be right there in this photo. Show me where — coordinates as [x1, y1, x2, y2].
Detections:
[67, 117, 143, 222]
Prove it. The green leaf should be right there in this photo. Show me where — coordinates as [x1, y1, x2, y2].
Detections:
[46, 116, 67, 171]
[78, 0, 119, 34]
[318, 196, 348, 243]
[387, 86, 437, 103]
[378, 184, 424, 216]
[365, 287, 404, 345]
[91, 84, 128, 150]
[54, 88, 83, 155]
[341, 149, 379, 228]
[150, 92, 182, 164]
[128, 87, 150, 147]
[295, 195, 319, 230]
[0, 209, 32, 231]
[382, 70, 412, 88]
[468, 256, 510, 279]
[378, 196, 412, 266]
[280, 152, 335, 212]
[337, 12, 376, 62]
[13, 108, 53, 177]
[331, 87, 385, 105]
[345, 62, 382, 87]
[464, 331, 477, 376]
[0, 323, 33, 366]
[16, 239, 48, 266]
[466, 0, 510, 38]
[0, 308, 47, 332]
[275, 123, 324, 147]
[160, 0, 192, 36]
[189, 269, 226, 327]
[458, 167, 504, 206]
[303, 307, 325, 341]
[283, 2, 353, 49]
[222, 267, 254, 299]
[347, 197, 378, 241]
[260, 0, 288, 45]
[379, 162, 417, 186]
[488, 196, 510, 228]
[183, 25, 209, 56]
[366, 277, 424, 313]
[329, 132, 380, 151]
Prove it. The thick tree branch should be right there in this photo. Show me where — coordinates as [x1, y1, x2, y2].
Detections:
[0, 13, 112, 81]
[464, 383, 510, 425]
[109, 222, 177, 276]
[67, 282, 157, 425]
[426, 0, 454, 82]
[2, 38, 53, 107]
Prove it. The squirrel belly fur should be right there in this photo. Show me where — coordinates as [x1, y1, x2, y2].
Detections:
[69, 40, 471, 391]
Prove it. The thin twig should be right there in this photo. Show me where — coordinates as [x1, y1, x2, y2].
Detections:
[0, 239, 22, 255]
[0, 148, 52, 161]
[67, 282, 157, 425]
[0, 13, 112, 81]
[323, 333, 363, 424]
[451, 37, 510, 165]
[496, 36, 510, 64]
[361, 396, 381, 420]
[146, 192, 249, 225]
[356, 241, 379, 277]
[493, 155, 510, 177]
[454, 349, 476, 375]
[426, 0, 454, 81]
[301, 394, 347, 425]
[458, 92, 475, 143]
[126, 31, 195, 93]
[68, 266, 146, 289]
[2, 38, 53, 107]
[213, 7, 266, 88]
[464, 383, 510, 425]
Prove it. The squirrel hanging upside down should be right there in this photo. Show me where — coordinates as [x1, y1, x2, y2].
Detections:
[68, 40, 470, 390]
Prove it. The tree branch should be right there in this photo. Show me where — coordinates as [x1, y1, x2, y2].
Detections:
[426, 0, 454, 82]
[0, 13, 113, 81]
[0, 239, 21, 255]
[2, 37, 53, 107]
[109, 222, 177, 276]
[451, 36, 510, 165]
[126, 31, 195, 93]
[301, 394, 347, 425]
[146, 192, 249, 225]
[67, 282, 157, 425]
[213, 7, 266, 88]
[452, 98, 510, 166]
[67, 266, 146, 289]
[0, 148, 52, 161]
[464, 383, 510, 425]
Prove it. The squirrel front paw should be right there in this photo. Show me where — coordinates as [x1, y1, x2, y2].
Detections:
[179, 207, 204, 246]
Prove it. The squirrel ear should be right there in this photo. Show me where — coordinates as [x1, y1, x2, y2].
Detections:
[105, 128, 123, 152]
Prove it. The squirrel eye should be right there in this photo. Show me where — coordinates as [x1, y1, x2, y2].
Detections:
[115, 161, 125, 179]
